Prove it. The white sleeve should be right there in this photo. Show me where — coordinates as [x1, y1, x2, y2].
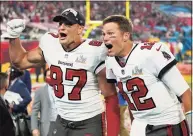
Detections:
[94, 61, 105, 75]
[39, 32, 49, 51]
[161, 66, 190, 96]
[105, 57, 117, 83]
[151, 42, 177, 79]
[94, 43, 107, 74]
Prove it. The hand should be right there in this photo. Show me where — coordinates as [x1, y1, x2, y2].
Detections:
[32, 129, 40, 136]
[2, 19, 25, 38]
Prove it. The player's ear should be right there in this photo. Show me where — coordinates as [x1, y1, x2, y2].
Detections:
[78, 25, 84, 35]
[123, 32, 130, 42]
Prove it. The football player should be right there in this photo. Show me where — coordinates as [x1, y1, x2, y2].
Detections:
[3, 8, 120, 136]
[102, 15, 192, 136]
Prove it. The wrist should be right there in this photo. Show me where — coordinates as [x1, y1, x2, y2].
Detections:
[1, 33, 19, 39]
[185, 110, 193, 115]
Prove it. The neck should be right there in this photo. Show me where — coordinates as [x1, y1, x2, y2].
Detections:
[119, 40, 133, 57]
[62, 38, 83, 52]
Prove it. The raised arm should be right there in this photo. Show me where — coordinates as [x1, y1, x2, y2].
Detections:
[9, 38, 45, 69]
[2, 19, 45, 70]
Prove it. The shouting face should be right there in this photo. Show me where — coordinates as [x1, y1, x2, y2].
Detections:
[102, 22, 127, 57]
[58, 20, 84, 49]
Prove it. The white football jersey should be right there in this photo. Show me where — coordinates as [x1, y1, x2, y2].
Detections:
[106, 42, 189, 125]
[39, 32, 107, 121]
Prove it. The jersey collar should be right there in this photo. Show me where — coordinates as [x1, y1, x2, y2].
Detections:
[115, 43, 139, 67]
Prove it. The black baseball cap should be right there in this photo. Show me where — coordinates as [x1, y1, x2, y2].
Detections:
[53, 8, 85, 26]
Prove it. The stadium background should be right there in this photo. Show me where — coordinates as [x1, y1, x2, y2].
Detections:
[0, 1, 192, 114]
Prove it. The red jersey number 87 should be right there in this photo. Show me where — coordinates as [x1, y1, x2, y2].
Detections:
[49, 65, 87, 100]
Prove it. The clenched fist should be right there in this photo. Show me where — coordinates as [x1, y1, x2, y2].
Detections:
[2, 19, 25, 38]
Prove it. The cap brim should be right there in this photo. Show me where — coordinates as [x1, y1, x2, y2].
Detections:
[53, 15, 76, 24]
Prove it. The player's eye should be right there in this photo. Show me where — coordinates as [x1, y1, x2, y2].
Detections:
[59, 20, 73, 27]
[108, 32, 113, 35]
[59, 22, 63, 26]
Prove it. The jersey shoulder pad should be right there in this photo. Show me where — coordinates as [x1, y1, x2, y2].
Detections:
[41, 32, 58, 40]
[139, 42, 174, 64]
[88, 39, 103, 47]
[84, 39, 107, 53]
[86, 39, 107, 63]
[47, 32, 59, 38]
[139, 42, 169, 52]
[39, 32, 58, 49]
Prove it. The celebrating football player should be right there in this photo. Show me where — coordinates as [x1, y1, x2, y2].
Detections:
[3, 8, 120, 136]
[102, 15, 192, 136]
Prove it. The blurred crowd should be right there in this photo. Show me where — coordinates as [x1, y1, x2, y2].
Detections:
[0, 1, 191, 135]
[0, 1, 192, 63]
[0, 1, 85, 23]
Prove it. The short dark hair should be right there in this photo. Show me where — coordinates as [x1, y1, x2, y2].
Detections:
[103, 15, 133, 33]
[0, 72, 8, 90]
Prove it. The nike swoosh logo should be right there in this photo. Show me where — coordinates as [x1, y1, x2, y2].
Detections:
[156, 45, 162, 51]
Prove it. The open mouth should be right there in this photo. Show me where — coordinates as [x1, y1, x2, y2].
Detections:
[59, 32, 67, 39]
[105, 44, 113, 49]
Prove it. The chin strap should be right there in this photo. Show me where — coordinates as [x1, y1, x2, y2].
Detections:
[105, 94, 120, 136]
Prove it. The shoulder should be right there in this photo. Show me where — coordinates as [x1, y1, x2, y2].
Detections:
[84, 39, 105, 48]
[87, 39, 103, 47]
[138, 42, 175, 68]
[14, 79, 26, 88]
[135, 42, 169, 57]
[39, 32, 59, 48]
[40, 32, 58, 40]
[82, 39, 107, 55]
[86, 39, 107, 52]
[9, 80, 28, 94]
[139, 42, 169, 52]
[18, 78, 26, 84]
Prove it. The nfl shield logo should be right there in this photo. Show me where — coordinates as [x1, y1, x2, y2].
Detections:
[64, 54, 68, 59]
[121, 69, 125, 75]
